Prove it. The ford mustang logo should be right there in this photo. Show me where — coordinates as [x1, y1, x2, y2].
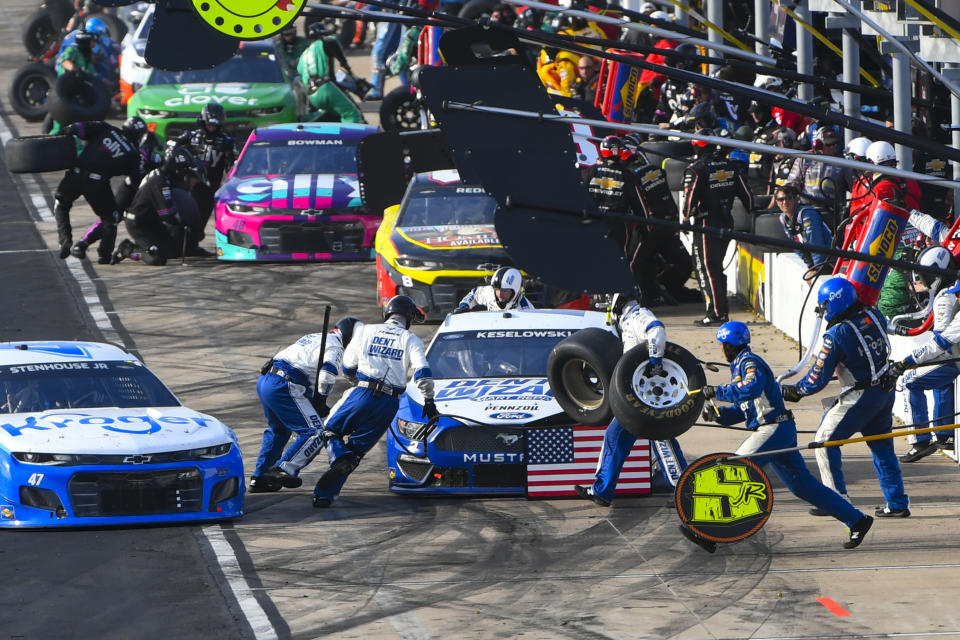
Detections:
[490, 412, 533, 421]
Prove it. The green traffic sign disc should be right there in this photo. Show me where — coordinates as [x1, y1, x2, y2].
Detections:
[675, 452, 773, 544]
[192, 0, 306, 39]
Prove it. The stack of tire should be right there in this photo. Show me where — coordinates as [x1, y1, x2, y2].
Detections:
[546, 328, 706, 439]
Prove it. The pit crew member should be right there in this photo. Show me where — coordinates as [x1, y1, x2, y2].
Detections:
[780, 277, 910, 518]
[298, 21, 364, 124]
[174, 102, 237, 234]
[454, 267, 534, 312]
[693, 321, 872, 552]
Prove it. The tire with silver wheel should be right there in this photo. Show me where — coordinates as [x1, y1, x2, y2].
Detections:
[609, 341, 705, 439]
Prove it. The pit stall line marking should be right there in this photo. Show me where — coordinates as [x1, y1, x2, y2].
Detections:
[816, 597, 852, 617]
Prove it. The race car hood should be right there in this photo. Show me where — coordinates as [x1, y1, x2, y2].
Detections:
[405, 377, 563, 425]
[391, 225, 511, 268]
[0, 407, 235, 455]
[218, 174, 363, 210]
[133, 82, 292, 112]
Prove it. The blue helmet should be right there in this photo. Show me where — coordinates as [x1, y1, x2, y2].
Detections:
[817, 277, 858, 320]
[716, 321, 750, 346]
[84, 17, 107, 35]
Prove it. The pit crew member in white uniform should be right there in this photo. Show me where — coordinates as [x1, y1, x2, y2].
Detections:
[250, 317, 362, 492]
[310, 295, 435, 507]
[575, 291, 687, 506]
[454, 266, 534, 312]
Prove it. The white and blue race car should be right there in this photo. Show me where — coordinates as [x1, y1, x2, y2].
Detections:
[0, 341, 244, 527]
[387, 309, 651, 495]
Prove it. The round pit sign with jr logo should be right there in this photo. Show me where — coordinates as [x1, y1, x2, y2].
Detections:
[675, 452, 773, 544]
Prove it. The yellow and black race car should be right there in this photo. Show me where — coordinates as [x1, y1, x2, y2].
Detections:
[374, 170, 589, 320]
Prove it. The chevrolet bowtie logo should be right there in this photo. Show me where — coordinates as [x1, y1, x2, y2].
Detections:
[123, 455, 152, 464]
[710, 169, 734, 182]
[927, 158, 946, 172]
[591, 177, 624, 190]
[641, 169, 662, 183]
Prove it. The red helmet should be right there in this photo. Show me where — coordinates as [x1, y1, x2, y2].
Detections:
[599, 136, 632, 161]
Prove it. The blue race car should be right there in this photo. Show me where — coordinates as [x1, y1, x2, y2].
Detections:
[0, 341, 244, 527]
[386, 309, 616, 495]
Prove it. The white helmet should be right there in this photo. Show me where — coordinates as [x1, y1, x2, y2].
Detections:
[866, 140, 896, 165]
[844, 136, 872, 160]
[916, 245, 954, 290]
[490, 266, 523, 309]
[640, 1, 656, 13]
[649, 10, 671, 21]
[754, 75, 783, 90]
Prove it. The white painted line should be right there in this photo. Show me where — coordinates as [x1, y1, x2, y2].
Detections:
[0, 249, 53, 255]
[202, 526, 278, 640]
[29, 191, 54, 222]
[375, 588, 433, 640]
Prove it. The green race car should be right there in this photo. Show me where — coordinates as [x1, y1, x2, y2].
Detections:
[127, 40, 302, 144]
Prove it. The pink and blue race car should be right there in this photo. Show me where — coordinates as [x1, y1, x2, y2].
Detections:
[214, 122, 380, 261]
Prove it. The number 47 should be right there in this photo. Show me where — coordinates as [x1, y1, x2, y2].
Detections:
[27, 473, 43, 486]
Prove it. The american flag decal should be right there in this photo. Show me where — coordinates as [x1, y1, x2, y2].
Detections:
[526, 426, 651, 498]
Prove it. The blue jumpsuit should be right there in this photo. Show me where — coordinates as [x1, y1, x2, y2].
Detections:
[796, 307, 909, 511]
[714, 348, 865, 527]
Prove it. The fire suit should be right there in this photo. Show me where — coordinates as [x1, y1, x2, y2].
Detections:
[793, 305, 909, 511]
[712, 347, 865, 528]
[114, 130, 164, 213]
[174, 127, 236, 229]
[779, 204, 832, 271]
[897, 286, 960, 446]
[457, 286, 534, 312]
[298, 39, 363, 124]
[587, 160, 647, 288]
[914, 152, 954, 222]
[312, 317, 434, 503]
[120, 170, 202, 265]
[683, 154, 753, 321]
[55, 121, 139, 260]
[255, 328, 356, 479]
[588, 302, 687, 502]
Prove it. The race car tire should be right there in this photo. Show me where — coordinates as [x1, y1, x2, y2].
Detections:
[46, 71, 111, 125]
[663, 157, 686, 191]
[8, 62, 57, 122]
[609, 341, 705, 440]
[21, 8, 59, 57]
[380, 86, 422, 132]
[547, 327, 622, 426]
[458, 0, 498, 20]
[87, 11, 128, 42]
[4, 134, 76, 174]
[46, 0, 74, 30]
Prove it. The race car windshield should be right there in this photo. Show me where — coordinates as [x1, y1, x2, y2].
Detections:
[148, 49, 284, 85]
[235, 139, 359, 176]
[398, 189, 497, 228]
[427, 329, 576, 379]
[0, 362, 180, 413]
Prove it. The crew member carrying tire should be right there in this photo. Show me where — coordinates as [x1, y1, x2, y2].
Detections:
[48, 29, 96, 134]
[54, 119, 139, 263]
[297, 21, 364, 124]
[111, 145, 204, 266]
[574, 290, 686, 506]
[692, 321, 872, 553]
[454, 266, 534, 312]
[249, 317, 364, 493]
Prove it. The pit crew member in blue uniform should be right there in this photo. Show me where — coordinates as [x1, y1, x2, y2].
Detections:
[249, 317, 362, 492]
[892, 277, 960, 461]
[781, 277, 910, 518]
[454, 266, 534, 312]
[311, 295, 434, 507]
[575, 291, 686, 506]
[691, 321, 872, 553]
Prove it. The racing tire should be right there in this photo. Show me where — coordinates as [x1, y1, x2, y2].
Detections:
[21, 8, 59, 57]
[4, 134, 76, 174]
[45, 0, 74, 30]
[8, 62, 57, 122]
[379, 86, 422, 132]
[45, 71, 111, 126]
[547, 327, 622, 427]
[458, 0, 498, 20]
[609, 341, 705, 440]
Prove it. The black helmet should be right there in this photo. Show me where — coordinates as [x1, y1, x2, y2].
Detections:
[280, 24, 298, 37]
[608, 287, 643, 326]
[74, 29, 95, 53]
[692, 128, 719, 156]
[383, 295, 425, 328]
[162, 145, 203, 182]
[689, 101, 717, 128]
[200, 103, 225, 131]
[307, 21, 331, 40]
[599, 135, 631, 162]
[121, 116, 147, 142]
[334, 316, 361, 348]
[672, 42, 698, 70]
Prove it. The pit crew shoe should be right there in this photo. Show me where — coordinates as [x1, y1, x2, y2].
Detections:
[97, 254, 112, 265]
[937, 437, 955, 451]
[900, 441, 938, 463]
[679, 525, 717, 553]
[875, 506, 911, 518]
[266, 466, 302, 489]
[249, 475, 282, 493]
[111, 239, 137, 265]
[693, 314, 728, 327]
[574, 485, 610, 507]
[58, 239, 72, 259]
[843, 515, 873, 549]
[312, 496, 332, 508]
[70, 241, 88, 260]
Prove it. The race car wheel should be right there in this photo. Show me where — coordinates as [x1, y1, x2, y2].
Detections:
[547, 327, 622, 426]
[20, 8, 59, 57]
[4, 134, 76, 174]
[8, 62, 57, 122]
[610, 341, 705, 440]
[380, 86, 422, 132]
[46, 71, 111, 126]
[45, 0, 75, 30]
